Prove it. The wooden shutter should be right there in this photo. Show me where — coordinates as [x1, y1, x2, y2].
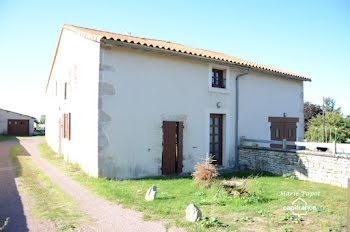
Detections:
[67, 113, 71, 140]
[176, 122, 183, 174]
[162, 121, 177, 175]
[63, 113, 71, 140]
[63, 113, 66, 138]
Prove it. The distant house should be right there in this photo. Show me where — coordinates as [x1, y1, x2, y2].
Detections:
[0, 108, 35, 136]
[45, 24, 311, 179]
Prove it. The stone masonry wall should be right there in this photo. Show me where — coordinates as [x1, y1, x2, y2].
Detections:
[238, 146, 350, 187]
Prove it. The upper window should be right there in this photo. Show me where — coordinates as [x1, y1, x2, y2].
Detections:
[212, 69, 225, 88]
[64, 82, 67, 100]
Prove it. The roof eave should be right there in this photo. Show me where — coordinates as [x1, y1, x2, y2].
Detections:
[45, 27, 64, 93]
[101, 39, 311, 82]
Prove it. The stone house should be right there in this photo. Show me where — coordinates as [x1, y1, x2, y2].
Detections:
[0, 108, 35, 136]
[45, 24, 310, 179]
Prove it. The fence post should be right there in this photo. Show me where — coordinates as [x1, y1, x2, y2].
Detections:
[333, 140, 337, 154]
[282, 139, 286, 149]
[240, 136, 245, 145]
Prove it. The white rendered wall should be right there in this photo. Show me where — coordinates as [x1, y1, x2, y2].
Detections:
[238, 72, 304, 144]
[98, 45, 304, 179]
[45, 29, 100, 177]
[0, 109, 34, 135]
[99, 45, 242, 179]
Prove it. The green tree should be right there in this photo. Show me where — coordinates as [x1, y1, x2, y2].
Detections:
[39, 115, 46, 124]
[324, 97, 341, 113]
[305, 111, 350, 143]
[304, 102, 322, 132]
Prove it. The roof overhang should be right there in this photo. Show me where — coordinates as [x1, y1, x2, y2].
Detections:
[102, 39, 311, 82]
[46, 25, 311, 93]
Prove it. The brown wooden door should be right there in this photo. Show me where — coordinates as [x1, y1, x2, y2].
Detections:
[285, 122, 297, 149]
[162, 121, 183, 175]
[210, 114, 223, 165]
[269, 117, 299, 149]
[8, 119, 29, 136]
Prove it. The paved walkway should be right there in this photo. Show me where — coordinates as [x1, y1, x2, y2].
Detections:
[18, 138, 184, 232]
[0, 140, 55, 232]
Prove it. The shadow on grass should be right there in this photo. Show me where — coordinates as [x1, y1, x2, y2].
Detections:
[0, 135, 18, 143]
[1, 142, 29, 231]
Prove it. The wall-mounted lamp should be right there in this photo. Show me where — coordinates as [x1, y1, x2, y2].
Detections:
[216, 102, 222, 108]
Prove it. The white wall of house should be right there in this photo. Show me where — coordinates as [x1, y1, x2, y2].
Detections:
[98, 44, 304, 179]
[0, 109, 34, 135]
[238, 72, 304, 144]
[45, 29, 100, 177]
[98, 45, 240, 179]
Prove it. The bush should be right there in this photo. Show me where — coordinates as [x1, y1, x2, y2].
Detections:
[192, 154, 218, 187]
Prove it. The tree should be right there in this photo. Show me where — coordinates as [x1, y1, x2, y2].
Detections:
[39, 115, 46, 124]
[305, 111, 350, 143]
[34, 118, 40, 124]
[324, 97, 341, 113]
[304, 102, 322, 132]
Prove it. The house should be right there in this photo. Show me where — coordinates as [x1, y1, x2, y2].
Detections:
[0, 108, 35, 136]
[45, 24, 311, 179]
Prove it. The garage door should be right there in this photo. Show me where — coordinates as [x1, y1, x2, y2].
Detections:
[8, 120, 29, 136]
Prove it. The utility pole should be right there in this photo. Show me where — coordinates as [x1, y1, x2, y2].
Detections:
[322, 97, 326, 143]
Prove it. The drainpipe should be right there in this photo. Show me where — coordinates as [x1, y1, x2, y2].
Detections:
[235, 69, 250, 168]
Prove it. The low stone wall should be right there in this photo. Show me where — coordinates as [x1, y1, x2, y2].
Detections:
[239, 146, 350, 187]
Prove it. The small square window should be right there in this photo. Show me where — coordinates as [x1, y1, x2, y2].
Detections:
[212, 69, 225, 88]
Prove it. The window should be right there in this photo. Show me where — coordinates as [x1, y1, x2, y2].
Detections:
[63, 113, 71, 140]
[64, 82, 67, 100]
[212, 69, 225, 88]
[276, 128, 280, 138]
[288, 128, 293, 138]
[210, 114, 223, 165]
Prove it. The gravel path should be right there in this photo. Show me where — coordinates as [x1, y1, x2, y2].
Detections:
[19, 138, 185, 232]
[0, 140, 55, 232]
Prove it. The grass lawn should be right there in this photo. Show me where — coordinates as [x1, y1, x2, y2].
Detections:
[0, 135, 45, 142]
[10, 145, 89, 231]
[37, 142, 347, 232]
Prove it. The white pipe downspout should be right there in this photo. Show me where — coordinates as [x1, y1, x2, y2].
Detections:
[235, 69, 250, 168]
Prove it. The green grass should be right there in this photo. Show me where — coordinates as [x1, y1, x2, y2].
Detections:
[0, 135, 45, 142]
[0, 135, 17, 142]
[37, 141, 347, 232]
[9, 144, 89, 231]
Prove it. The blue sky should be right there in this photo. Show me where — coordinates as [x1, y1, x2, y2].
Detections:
[0, 0, 349, 118]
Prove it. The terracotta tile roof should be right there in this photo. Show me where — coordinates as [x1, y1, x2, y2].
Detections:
[62, 24, 310, 81]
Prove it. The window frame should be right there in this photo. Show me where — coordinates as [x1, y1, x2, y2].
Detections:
[212, 69, 225, 88]
[208, 64, 230, 94]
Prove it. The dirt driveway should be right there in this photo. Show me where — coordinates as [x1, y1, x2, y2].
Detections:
[1, 138, 184, 232]
[0, 140, 55, 232]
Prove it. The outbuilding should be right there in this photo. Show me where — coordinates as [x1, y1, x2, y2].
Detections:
[0, 108, 35, 136]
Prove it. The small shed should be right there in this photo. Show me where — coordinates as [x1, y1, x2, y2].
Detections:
[0, 108, 35, 136]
